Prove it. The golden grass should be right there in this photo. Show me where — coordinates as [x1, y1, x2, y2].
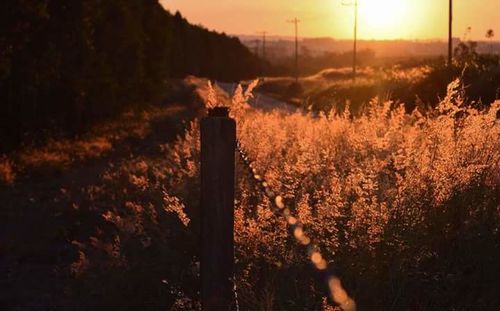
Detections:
[0, 105, 185, 184]
[0, 156, 16, 185]
[259, 65, 432, 109]
[166, 79, 499, 309]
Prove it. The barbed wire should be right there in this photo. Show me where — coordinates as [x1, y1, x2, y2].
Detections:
[235, 139, 356, 311]
[233, 273, 240, 311]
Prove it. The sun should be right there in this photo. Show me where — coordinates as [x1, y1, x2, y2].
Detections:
[358, 0, 410, 39]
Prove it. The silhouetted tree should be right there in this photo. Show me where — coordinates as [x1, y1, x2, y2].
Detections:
[0, 1, 261, 152]
[486, 29, 495, 54]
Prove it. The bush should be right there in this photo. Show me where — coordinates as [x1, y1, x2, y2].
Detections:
[175, 80, 500, 309]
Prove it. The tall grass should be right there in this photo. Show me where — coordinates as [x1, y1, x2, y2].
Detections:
[170, 78, 499, 309]
[58, 77, 498, 310]
[0, 106, 185, 185]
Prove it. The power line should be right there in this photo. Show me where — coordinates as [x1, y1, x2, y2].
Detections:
[287, 18, 301, 83]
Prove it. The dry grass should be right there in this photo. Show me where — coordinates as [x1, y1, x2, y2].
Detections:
[0, 105, 185, 184]
[259, 65, 433, 112]
[165, 79, 499, 310]
[0, 156, 16, 185]
[2, 76, 497, 310]
[0, 79, 203, 310]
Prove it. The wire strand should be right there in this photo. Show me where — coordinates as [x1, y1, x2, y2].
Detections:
[235, 140, 356, 311]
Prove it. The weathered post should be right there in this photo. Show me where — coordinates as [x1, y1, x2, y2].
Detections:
[200, 107, 236, 311]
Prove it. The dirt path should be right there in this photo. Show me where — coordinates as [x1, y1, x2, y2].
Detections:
[216, 82, 300, 113]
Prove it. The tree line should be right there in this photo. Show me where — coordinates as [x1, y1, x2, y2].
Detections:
[0, 0, 261, 151]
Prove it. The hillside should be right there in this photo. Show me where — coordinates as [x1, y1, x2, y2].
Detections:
[0, 1, 261, 152]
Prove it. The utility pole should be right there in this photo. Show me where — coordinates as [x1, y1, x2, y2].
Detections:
[342, 0, 359, 82]
[287, 18, 301, 83]
[353, 0, 358, 81]
[448, 0, 453, 66]
[257, 31, 268, 60]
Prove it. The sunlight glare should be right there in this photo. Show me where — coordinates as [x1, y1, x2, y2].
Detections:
[359, 0, 410, 38]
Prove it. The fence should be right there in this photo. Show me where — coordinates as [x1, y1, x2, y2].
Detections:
[200, 107, 355, 311]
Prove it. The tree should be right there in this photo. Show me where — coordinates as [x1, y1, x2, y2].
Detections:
[0, 1, 262, 152]
[485, 29, 495, 54]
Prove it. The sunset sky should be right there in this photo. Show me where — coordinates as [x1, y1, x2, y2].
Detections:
[160, 0, 499, 41]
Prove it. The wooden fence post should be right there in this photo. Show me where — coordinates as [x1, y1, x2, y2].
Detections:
[200, 107, 236, 311]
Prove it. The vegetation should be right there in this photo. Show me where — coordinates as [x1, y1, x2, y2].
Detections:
[259, 65, 433, 111]
[1, 75, 498, 310]
[0, 77, 206, 310]
[260, 50, 500, 115]
[0, 1, 260, 152]
[202, 79, 498, 309]
[269, 49, 377, 77]
[1, 2, 498, 310]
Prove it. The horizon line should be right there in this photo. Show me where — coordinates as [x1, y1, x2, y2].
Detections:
[233, 34, 500, 43]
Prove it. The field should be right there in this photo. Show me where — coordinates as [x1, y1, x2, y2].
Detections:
[174, 78, 499, 310]
[259, 65, 432, 111]
[226, 80, 499, 309]
[1, 64, 499, 310]
[1, 70, 499, 310]
[2, 1, 499, 310]
[0, 78, 205, 310]
[259, 54, 500, 116]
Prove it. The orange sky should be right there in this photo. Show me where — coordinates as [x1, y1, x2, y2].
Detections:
[160, 0, 499, 41]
